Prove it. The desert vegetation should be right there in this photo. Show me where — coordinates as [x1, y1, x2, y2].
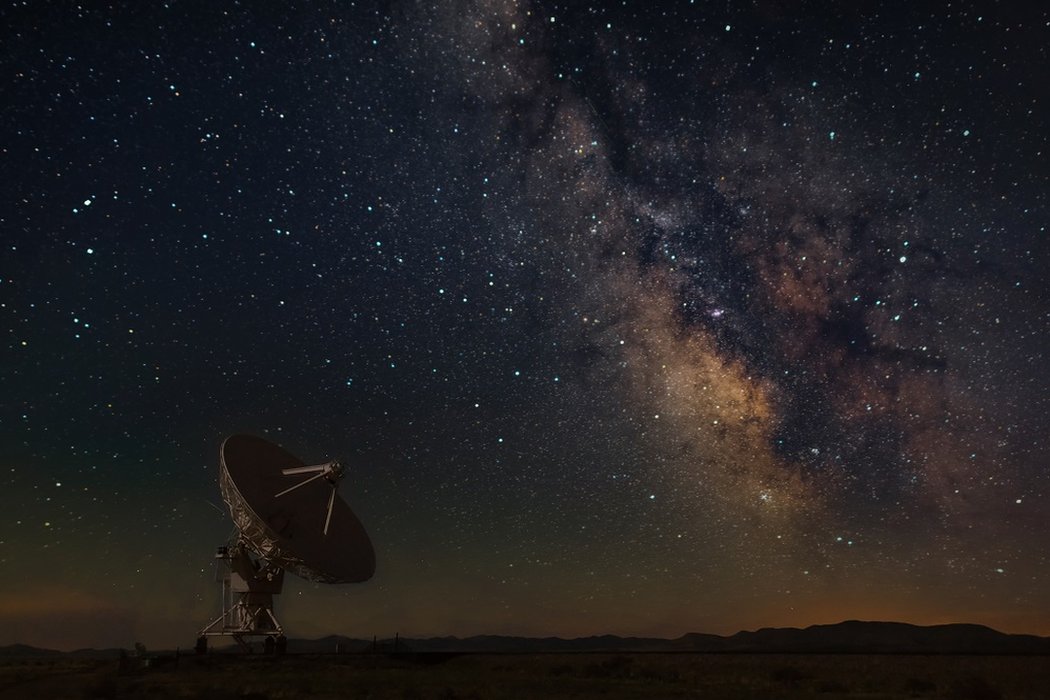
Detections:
[2, 652, 1048, 699]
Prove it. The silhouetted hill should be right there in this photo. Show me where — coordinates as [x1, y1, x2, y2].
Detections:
[721, 620, 1050, 654]
[67, 647, 131, 659]
[315, 622, 1050, 654]
[412, 634, 680, 652]
[671, 632, 726, 650]
[5, 621, 1048, 657]
[0, 644, 145, 659]
[0, 644, 62, 657]
[291, 635, 371, 654]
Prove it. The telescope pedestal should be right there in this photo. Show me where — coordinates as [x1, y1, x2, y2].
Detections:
[197, 542, 287, 653]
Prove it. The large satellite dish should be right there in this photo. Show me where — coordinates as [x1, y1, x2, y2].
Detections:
[197, 434, 375, 653]
[220, 434, 375, 583]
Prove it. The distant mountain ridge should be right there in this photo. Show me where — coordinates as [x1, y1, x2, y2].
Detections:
[719, 621, 1050, 654]
[0, 643, 63, 657]
[293, 621, 1050, 655]
[0, 643, 123, 659]
[5, 621, 1049, 656]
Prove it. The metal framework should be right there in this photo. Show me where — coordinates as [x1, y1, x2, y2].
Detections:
[196, 540, 287, 653]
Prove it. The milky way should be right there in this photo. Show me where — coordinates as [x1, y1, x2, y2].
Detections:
[1, 2, 1047, 649]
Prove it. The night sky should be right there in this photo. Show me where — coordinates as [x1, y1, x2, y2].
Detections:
[2, 2, 1048, 651]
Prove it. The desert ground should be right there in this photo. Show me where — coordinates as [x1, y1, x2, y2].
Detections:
[3, 651, 1048, 700]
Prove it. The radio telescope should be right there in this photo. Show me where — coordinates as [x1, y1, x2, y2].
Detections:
[196, 434, 375, 653]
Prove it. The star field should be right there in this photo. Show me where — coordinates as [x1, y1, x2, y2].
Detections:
[1, 2, 1048, 650]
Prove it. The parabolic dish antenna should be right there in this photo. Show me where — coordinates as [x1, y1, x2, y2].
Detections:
[197, 434, 375, 653]
[220, 434, 375, 583]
